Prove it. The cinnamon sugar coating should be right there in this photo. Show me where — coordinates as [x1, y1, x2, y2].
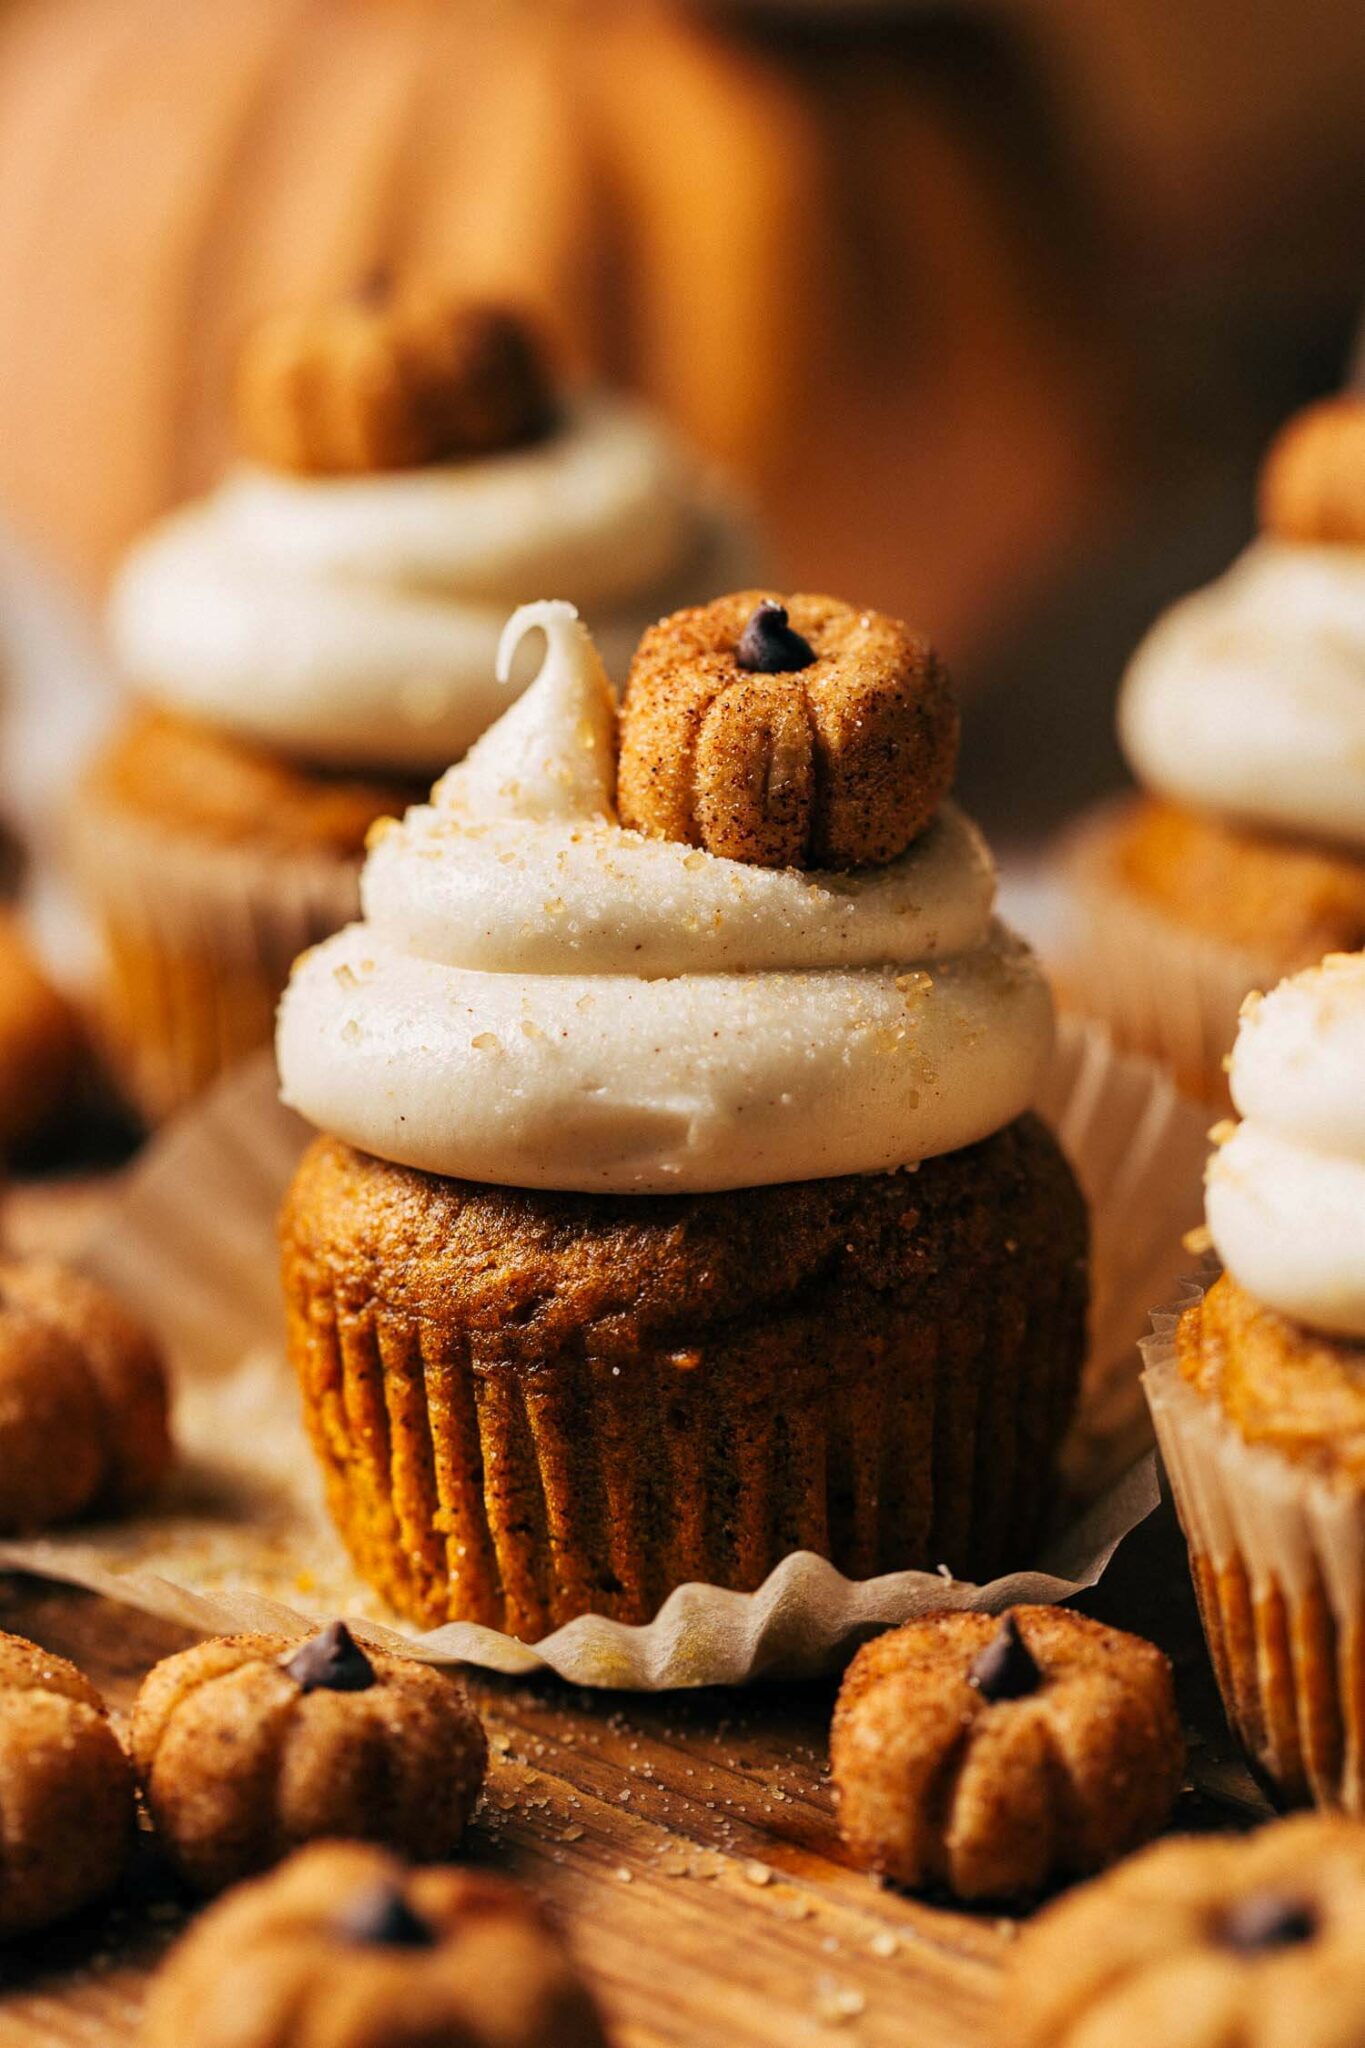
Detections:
[132, 1630, 487, 1895]
[0, 1257, 171, 1531]
[280, 1117, 1087, 1639]
[617, 591, 958, 869]
[1259, 395, 1365, 545]
[831, 1606, 1183, 1901]
[1008, 1816, 1365, 2048]
[140, 1842, 608, 2048]
[236, 289, 557, 477]
[0, 1630, 134, 1936]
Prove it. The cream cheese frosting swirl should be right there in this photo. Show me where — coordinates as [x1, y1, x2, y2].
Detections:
[108, 396, 759, 775]
[277, 601, 1054, 1193]
[1207, 951, 1365, 1338]
[1119, 539, 1365, 850]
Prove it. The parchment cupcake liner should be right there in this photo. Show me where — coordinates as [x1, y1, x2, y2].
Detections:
[1144, 1290, 1365, 1812]
[1056, 804, 1284, 1108]
[0, 1016, 1208, 1690]
[282, 1170, 1084, 1640]
[68, 793, 362, 1123]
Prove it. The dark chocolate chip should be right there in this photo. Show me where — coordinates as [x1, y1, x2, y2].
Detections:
[736, 601, 816, 674]
[1218, 1892, 1319, 1954]
[336, 1880, 437, 1950]
[280, 1621, 377, 1695]
[967, 1613, 1042, 1703]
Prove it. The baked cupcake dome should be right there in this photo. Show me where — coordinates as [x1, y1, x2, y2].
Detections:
[277, 599, 1086, 1638]
[1060, 395, 1365, 1103]
[79, 288, 762, 1122]
[1145, 952, 1365, 1810]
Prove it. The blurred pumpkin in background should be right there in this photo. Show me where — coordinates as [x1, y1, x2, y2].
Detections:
[0, 0, 1117, 662]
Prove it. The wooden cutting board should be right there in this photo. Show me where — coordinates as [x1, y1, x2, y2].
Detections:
[0, 1179, 1265, 2048]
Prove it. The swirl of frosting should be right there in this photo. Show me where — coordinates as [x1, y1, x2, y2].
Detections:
[1119, 539, 1365, 850]
[108, 397, 759, 776]
[277, 601, 1054, 1194]
[1207, 952, 1365, 1338]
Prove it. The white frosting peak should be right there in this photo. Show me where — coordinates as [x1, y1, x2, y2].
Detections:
[1207, 952, 1365, 1338]
[278, 609, 1053, 1193]
[109, 397, 760, 774]
[1119, 539, 1365, 849]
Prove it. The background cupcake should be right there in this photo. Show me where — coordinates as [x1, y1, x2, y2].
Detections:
[1144, 950, 1365, 1810]
[1057, 396, 1365, 1103]
[276, 595, 1087, 1641]
[72, 287, 761, 1124]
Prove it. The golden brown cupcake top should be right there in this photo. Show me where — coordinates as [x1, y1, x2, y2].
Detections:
[1259, 394, 1365, 545]
[0, 1629, 135, 1937]
[84, 708, 421, 858]
[617, 590, 958, 869]
[0, 1255, 171, 1533]
[235, 284, 557, 477]
[831, 1605, 1184, 1901]
[132, 1625, 488, 1894]
[1178, 1270, 1365, 1477]
[1007, 1814, 1365, 2048]
[141, 1840, 608, 2048]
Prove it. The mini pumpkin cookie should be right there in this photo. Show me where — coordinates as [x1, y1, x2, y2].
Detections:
[0, 911, 83, 1153]
[140, 1840, 608, 2048]
[1259, 394, 1365, 545]
[1008, 1814, 1365, 2048]
[617, 590, 958, 869]
[0, 1630, 135, 1937]
[236, 286, 556, 476]
[0, 1256, 172, 1532]
[132, 1624, 488, 1893]
[831, 1607, 1184, 1901]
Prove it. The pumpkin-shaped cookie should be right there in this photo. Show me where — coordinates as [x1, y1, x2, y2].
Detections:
[617, 592, 958, 869]
[1008, 1814, 1365, 2048]
[0, 1256, 171, 1532]
[1259, 395, 1365, 545]
[132, 1625, 488, 1893]
[141, 1841, 608, 2048]
[236, 289, 555, 476]
[831, 1607, 1184, 1901]
[0, 1631, 135, 1937]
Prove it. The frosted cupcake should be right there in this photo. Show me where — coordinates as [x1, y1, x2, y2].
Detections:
[74, 289, 760, 1121]
[1145, 951, 1365, 1809]
[277, 594, 1087, 1641]
[1061, 396, 1365, 1102]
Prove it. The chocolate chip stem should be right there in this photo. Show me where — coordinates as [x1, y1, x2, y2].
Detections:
[968, 1613, 1042, 1702]
[736, 601, 816, 674]
[280, 1621, 377, 1695]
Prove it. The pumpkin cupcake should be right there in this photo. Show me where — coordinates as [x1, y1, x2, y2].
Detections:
[277, 595, 1087, 1641]
[1059, 395, 1365, 1103]
[1144, 950, 1365, 1811]
[75, 287, 761, 1122]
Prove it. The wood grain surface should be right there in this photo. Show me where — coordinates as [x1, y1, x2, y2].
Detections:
[0, 1175, 1268, 2048]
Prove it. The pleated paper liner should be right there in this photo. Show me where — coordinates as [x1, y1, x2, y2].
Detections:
[1144, 1287, 1365, 1813]
[0, 1015, 1209, 1689]
[1054, 802, 1285, 1110]
[67, 792, 364, 1124]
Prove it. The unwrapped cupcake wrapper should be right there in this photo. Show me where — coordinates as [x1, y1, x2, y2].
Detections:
[1144, 1291, 1365, 1812]
[1056, 805, 1283, 1107]
[0, 1016, 1208, 1689]
[67, 794, 362, 1123]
